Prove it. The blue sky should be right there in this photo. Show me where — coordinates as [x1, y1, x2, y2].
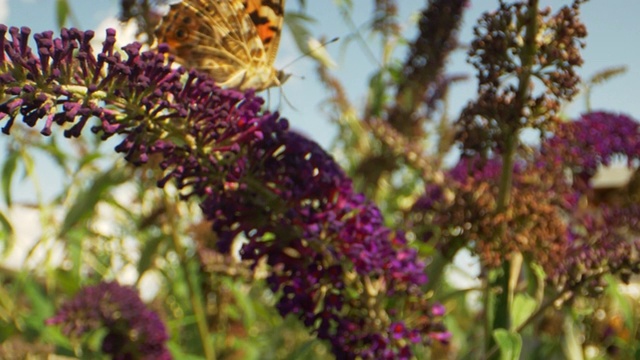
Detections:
[1, 0, 639, 201]
[2, 0, 639, 148]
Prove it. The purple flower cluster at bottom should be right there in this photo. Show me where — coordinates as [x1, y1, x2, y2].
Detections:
[46, 282, 171, 360]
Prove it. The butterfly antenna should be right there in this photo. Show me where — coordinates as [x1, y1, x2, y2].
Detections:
[279, 86, 297, 112]
[273, 38, 337, 112]
[265, 87, 297, 112]
[266, 88, 272, 108]
[281, 37, 340, 70]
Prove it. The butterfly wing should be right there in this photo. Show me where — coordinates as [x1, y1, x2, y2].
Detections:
[243, 0, 286, 67]
[157, 0, 268, 86]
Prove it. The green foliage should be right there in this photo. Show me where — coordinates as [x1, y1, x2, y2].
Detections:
[285, 12, 315, 54]
[493, 329, 522, 360]
[512, 294, 537, 330]
[1, 150, 17, 206]
[584, 66, 628, 112]
[55, 0, 70, 28]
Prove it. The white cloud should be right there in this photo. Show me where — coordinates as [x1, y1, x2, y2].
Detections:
[0, 0, 9, 23]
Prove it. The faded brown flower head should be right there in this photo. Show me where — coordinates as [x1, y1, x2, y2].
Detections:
[457, 0, 586, 156]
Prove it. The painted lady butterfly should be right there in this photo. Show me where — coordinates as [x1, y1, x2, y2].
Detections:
[156, 0, 288, 91]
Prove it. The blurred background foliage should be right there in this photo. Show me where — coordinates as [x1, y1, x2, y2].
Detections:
[0, 0, 639, 359]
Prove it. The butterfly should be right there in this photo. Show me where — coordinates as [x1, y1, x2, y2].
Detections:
[156, 0, 288, 91]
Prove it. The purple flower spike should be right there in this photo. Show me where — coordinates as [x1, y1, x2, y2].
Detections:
[0, 26, 447, 358]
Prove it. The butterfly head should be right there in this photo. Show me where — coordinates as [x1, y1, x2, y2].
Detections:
[276, 69, 291, 86]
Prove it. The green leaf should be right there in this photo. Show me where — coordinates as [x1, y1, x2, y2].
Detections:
[40, 326, 73, 352]
[493, 329, 522, 360]
[285, 12, 316, 54]
[368, 70, 387, 116]
[229, 280, 257, 326]
[562, 318, 584, 360]
[284, 339, 318, 360]
[59, 167, 127, 237]
[528, 262, 546, 305]
[56, 0, 70, 28]
[137, 235, 164, 277]
[512, 294, 537, 330]
[1, 151, 18, 206]
[604, 275, 633, 329]
[167, 340, 206, 360]
[53, 268, 82, 294]
[0, 322, 17, 342]
[21, 148, 35, 186]
[22, 278, 55, 333]
[0, 209, 12, 235]
[0, 209, 14, 256]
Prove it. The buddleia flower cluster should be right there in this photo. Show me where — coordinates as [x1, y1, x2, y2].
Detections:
[0, 25, 448, 358]
[456, 0, 586, 156]
[539, 112, 640, 290]
[408, 0, 639, 297]
[410, 112, 640, 293]
[46, 282, 171, 360]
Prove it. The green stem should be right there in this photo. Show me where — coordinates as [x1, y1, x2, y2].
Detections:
[483, 264, 618, 360]
[489, 129, 518, 333]
[166, 198, 216, 360]
[483, 288, 571, 360]
[486, 0, 539, 357]
[425, 252, 448, 293]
